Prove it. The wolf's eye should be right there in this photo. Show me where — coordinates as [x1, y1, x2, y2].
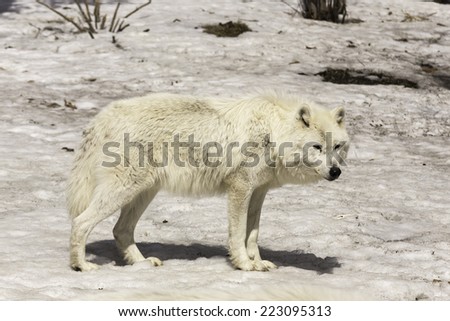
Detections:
[313, 144, 322, 152]
[334, 144, 342, 150]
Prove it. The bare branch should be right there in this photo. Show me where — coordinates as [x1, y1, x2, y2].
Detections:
[112, 17, 121, 33]
[116, 20, 131, 33]
[36, 0, 151, 37]
[94, 0, 101, 29]
[100, 15, 107, 30]
[281, 0, 302, 16]
[75, 0, 95, 33]
[124, 0, 152, 19]
[83, 0, 92, 24]
[35, 0, 85, 32]
[109, 2, 121, 32]
[118, 23, 130, 32]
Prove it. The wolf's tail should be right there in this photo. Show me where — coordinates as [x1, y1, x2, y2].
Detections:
[66, 125, 99, 219]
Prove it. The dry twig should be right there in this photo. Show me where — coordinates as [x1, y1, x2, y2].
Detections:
[36, 0, 85, 32]
[109, 2, 121, 32]
[35, 0, 152, 38]
[124, 0, 152, 19]
[401, 11, 436, 22]
[295, 0, 347, 23]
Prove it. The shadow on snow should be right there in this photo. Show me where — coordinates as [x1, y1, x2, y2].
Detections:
[86, 240, 341, 274]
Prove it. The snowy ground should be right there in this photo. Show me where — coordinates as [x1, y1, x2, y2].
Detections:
[0, 0, 449, 301]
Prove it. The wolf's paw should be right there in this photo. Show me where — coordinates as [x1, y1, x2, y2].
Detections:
[234, 259, 255, 271]
[71, 261, 99, 272]
[253, 259, 277, 271]
[234, 259, 276, 271]
[145, 257, 163, 267]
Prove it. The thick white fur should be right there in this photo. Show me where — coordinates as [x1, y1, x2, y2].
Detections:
[67, 92, 349, 272]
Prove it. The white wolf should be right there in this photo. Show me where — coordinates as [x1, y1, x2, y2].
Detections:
[67, 92, 349, 272]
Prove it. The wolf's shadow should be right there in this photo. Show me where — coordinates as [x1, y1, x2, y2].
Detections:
[86, 240, 340, 274]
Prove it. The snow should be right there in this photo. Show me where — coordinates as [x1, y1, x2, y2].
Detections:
[0, 0, 449, 301]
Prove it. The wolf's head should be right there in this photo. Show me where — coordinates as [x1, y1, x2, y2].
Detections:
[270, 98, 349, 184]
[298, 103, 349, 181]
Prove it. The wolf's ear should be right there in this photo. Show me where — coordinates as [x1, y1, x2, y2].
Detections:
[332, 106, 345, 126]
[296, 104, 311, 127]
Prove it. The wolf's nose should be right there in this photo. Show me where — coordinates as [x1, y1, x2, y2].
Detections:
[329, 166, 341, 180]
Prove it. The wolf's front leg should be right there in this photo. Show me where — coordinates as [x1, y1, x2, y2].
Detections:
[246, 186, 277, 271]
[227, 185, 256, 271]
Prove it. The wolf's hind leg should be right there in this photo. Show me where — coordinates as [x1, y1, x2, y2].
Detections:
[70, 204, 103, 272]
[70, 179, 151, 272]
[113, 188, 162, 266]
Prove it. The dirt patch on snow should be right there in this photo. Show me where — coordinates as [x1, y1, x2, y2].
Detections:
[316, 68, 419, 88]
[201, 21, 251, 37]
